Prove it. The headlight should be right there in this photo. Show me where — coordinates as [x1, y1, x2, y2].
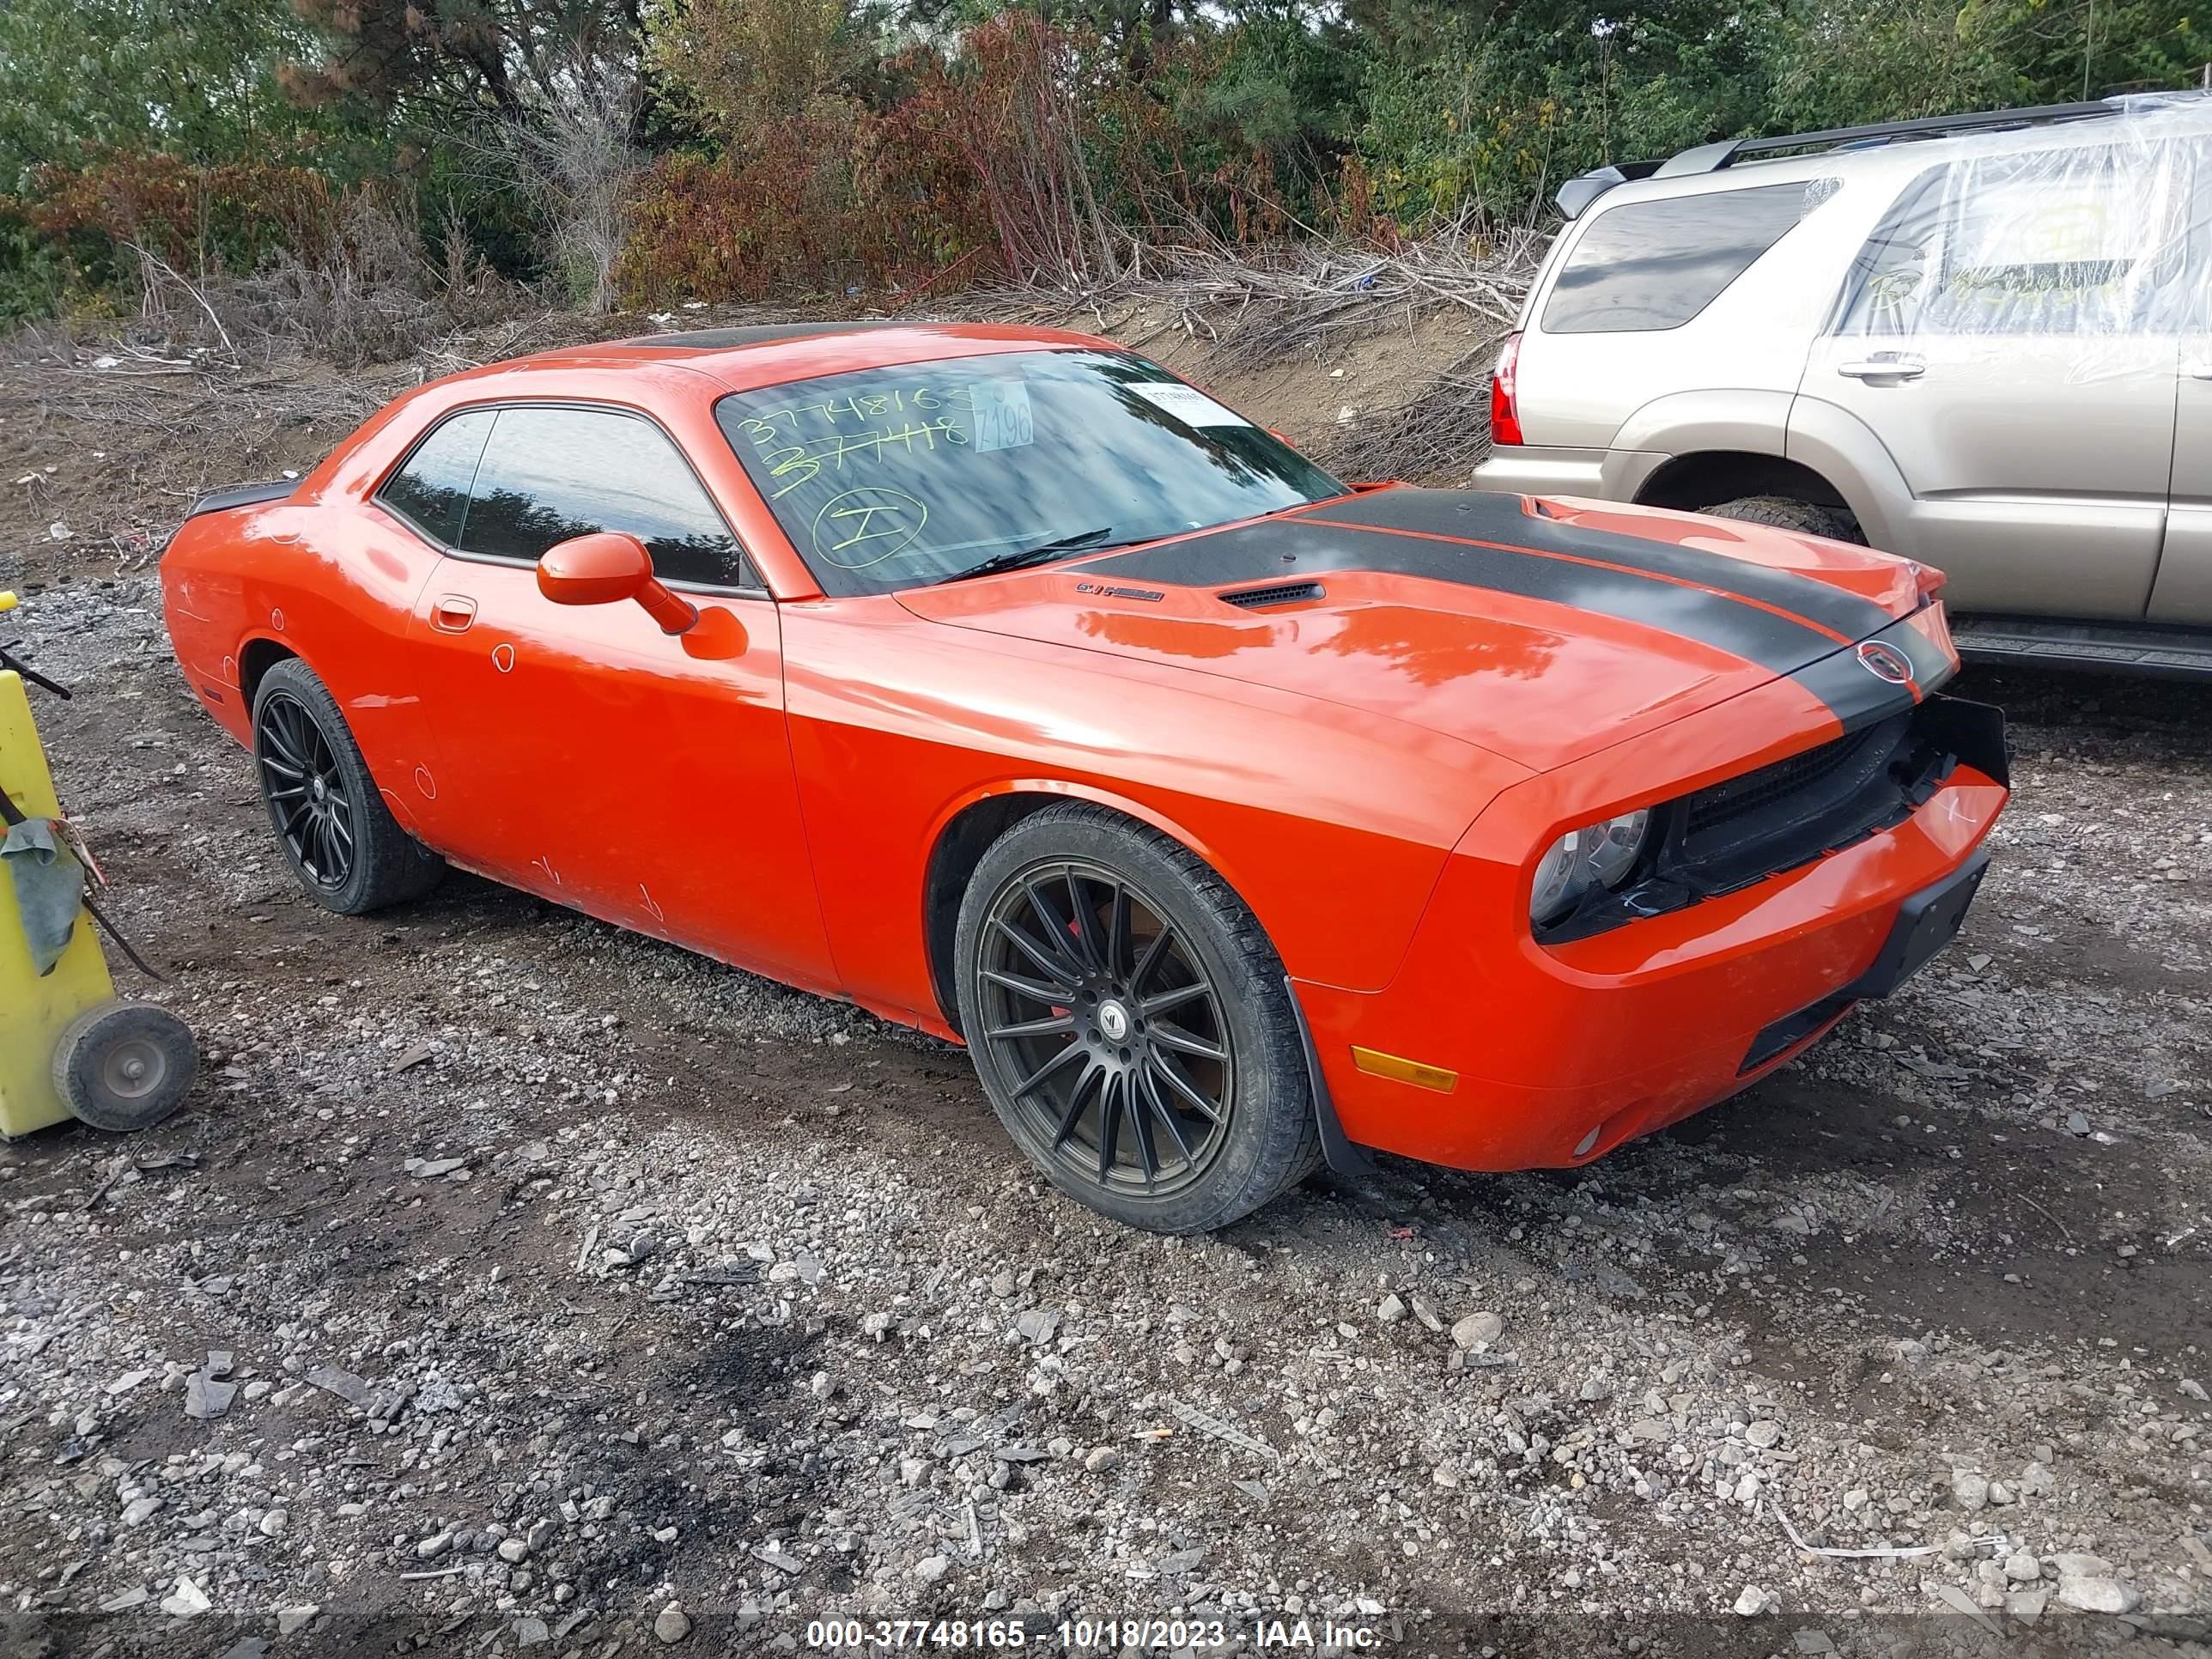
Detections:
[1529, 809, 1652, 926]
[1583, 808, 1650, 888]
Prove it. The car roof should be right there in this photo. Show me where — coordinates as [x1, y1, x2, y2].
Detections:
[471, 321, 1121, 394]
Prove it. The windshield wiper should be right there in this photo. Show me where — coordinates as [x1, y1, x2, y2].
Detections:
[937, 527, 1121, 585]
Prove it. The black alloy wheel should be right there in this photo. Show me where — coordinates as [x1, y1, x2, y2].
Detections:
[975, 858, 1233, 1197]
[955, 802, 1322, 1233]
[257, 689, 354, 890]
[249, 658, 444, 915]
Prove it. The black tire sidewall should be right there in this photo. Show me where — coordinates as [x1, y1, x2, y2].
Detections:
[954, 805, 1314, 1234]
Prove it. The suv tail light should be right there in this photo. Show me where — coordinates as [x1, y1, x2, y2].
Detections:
[1489, 331, 1524, 447]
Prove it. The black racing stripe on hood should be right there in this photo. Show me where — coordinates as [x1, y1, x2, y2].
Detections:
[1299, 489, 1899, 645]
[1789, 649, 1922, 731]
[1088, 514, 1844, 680]
[1788, 614, 1956, 729]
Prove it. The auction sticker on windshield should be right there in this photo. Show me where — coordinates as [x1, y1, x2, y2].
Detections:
[1131, 382, 1250, 427]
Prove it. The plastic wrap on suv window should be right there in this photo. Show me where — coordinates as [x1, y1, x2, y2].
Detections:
[1832, 94, 2210, 379]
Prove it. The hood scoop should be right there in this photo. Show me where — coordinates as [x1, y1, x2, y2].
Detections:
[1219, 580, 1326, 610]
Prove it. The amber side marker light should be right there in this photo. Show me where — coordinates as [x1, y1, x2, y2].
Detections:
[1351, 1047, 1459, 1093]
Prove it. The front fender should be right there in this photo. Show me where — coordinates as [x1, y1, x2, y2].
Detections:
[784, 604, 1524, 1027]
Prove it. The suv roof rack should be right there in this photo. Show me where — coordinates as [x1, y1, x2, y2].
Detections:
[1654, 98, 2122, 179]
[1554, 94, 2163, 219]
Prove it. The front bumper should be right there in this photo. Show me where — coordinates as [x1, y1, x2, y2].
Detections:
[1296, 676, 2008, 1172]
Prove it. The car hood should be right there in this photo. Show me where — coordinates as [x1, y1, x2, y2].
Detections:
[896, 488, 1937, 772]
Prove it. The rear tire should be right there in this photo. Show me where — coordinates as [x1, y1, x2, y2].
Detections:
[954, 803, 1320, 1234]
[1704, 495, 1863, 544]
[252, 659, 443, 915]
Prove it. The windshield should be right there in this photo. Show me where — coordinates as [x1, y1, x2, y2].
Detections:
[714, 349, 1344, 597]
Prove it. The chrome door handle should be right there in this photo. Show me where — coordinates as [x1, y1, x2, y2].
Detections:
[2186, 359, 2212, 380]
[1838, 357, 1926, 381]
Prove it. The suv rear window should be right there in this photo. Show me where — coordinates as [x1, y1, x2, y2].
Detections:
[1541, 179, 1834, 334]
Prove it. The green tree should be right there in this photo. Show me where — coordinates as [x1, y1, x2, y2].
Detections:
[283, 0, 645, 125]
[1354, 3, 1771, 223]
[641, 0, 866, 135]
[0, 0, 351, 192]
[1960, 0, 2209, 101]
[1756, 0, 2004, 133]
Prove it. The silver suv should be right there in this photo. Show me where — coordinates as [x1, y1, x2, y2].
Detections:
[1473, 94, 2212, 676]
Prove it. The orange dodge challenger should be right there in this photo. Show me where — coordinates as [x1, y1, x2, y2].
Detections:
[160, 323, 2007, 1232]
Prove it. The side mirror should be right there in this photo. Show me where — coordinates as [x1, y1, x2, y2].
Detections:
[538, 532, 696, 635]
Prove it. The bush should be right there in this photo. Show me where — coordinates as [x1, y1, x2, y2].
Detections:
[18, 152, 340, 284]
[12, 2, 2209, 333]
[619, 101, 881, 303]
[0, 209, 72, 329]
[620, 14, 1181, 303]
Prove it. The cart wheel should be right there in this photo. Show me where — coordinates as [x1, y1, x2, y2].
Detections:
[52, 1001, 198, 1132]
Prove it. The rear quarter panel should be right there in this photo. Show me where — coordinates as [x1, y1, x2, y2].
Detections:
[1516, 166, 1899, 452]
[161, 496, 445, 832]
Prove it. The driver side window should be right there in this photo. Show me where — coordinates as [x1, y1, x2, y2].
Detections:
[456, 404, 755, 589]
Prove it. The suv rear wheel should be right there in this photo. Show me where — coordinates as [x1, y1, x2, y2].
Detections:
[1704, 495, 1863, 544]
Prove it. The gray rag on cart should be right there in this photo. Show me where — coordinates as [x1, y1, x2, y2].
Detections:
[2, 817, 84, 975]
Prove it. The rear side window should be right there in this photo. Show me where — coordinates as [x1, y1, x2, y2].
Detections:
[458, 405, 752, 588]
[379, 410, 495, 546]
[1542, 179, 1835, 334]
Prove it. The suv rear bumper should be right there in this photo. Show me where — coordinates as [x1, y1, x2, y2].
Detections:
[1472, 444, 1665, 501]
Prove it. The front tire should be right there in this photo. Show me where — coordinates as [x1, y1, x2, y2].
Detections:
[954, 803, 1319, 1234]
[252, 659, 443, 915]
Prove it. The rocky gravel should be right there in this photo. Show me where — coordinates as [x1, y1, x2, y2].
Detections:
[1, 571, 2209, 1655]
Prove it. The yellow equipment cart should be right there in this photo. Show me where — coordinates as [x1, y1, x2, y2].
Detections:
[0, 589, 197, 1137]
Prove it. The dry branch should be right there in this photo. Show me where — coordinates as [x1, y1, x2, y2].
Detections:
[943, 224, 1543, 483]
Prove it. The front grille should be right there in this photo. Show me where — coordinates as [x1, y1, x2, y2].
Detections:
[1679, 713, 1911, 874]
[1534, 697, 1993, 945]
[1684, 720, 1893, 838]
[1219, 580, 1326, 609]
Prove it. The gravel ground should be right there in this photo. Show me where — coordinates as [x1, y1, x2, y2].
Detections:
[1, 347, 2209, 1657]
